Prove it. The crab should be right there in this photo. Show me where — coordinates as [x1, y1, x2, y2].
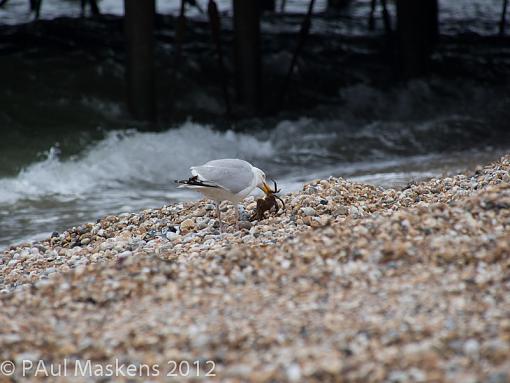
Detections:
[250, 180, 286, 221]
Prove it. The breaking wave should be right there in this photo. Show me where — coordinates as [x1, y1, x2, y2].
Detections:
[0, 122, 274, 205]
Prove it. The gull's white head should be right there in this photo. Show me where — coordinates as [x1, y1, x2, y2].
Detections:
[253, 166, 272, 195]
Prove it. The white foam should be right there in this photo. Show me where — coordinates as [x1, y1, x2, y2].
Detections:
[0, 121, 274, 205]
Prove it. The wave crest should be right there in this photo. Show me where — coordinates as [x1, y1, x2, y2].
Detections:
[0, 122, 274, 205]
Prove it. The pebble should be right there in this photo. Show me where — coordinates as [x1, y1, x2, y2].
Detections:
[165, 231, 179, 241]
[487, 372, 509, 383]
[301, 207, 317, 216]
[117, 251, 133, 259]
[180, 218, 195, 231]
[464, 339, 480, 357]
[333, 206, 349, 216]
[80, 238, 91, 246]
[196, 218, 209, 230]
[239, 221, 252, 230]
[287, 364, 301, 381]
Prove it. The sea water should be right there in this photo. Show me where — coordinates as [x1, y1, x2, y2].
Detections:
[1, 0, 509, 247]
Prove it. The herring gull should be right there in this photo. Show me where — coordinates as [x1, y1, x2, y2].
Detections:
[176, 159, 272, 231]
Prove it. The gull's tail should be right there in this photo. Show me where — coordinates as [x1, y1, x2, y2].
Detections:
[174, 176, 218, 189]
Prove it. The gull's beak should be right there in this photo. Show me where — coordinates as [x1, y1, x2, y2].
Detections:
[260, 181, 272, 195]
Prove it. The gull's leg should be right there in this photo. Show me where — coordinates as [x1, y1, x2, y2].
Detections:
[235, 204, 240, 230]
[216, 202, 223, 234]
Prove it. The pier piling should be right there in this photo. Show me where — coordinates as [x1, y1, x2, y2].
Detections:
[81, 0, 100, 17]
[327, 0, 351, 10]
[261, 0, 276, 12]
[396, 0, 438, 77]
[124, 0, 156, 122]
[233, 0, 262, 113]
[500, 0, 508, 35]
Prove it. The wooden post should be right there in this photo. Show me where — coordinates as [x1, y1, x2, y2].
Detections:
[427, 0, 439, 45]
[261, 0, 275, 12]
[500, 0, 508, 35]
[89, 0, 100, 16]
[208, 0, 231, 116]
[124, 0, 156, 121]
[233, 0, 261, 112]
[327, 0, 351, 10]
[30, 0, 42, 19]
[278, 0, 315, 110]
[368, 0, 377, 30]
[280, 0, 287, 13]
[396, 0, 438, 78]
[81, 0, 100, 17]
[381, 0, 392, 33]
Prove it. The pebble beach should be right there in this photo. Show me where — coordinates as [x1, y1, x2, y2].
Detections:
[1, 155, 510, 382]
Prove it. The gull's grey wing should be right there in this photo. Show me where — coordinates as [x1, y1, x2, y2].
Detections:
[191, 159, 254, 194]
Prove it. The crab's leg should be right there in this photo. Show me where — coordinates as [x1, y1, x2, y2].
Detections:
[273, 197, 280, 214]
[275, 195, 286, 210]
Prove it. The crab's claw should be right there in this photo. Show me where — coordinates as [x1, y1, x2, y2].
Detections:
[271, 179, 281, 194]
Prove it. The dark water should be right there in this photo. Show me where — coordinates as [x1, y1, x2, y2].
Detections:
[1, 0, 509, 248]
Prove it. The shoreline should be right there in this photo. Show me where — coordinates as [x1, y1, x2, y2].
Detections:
[1, 154, 509, 381]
